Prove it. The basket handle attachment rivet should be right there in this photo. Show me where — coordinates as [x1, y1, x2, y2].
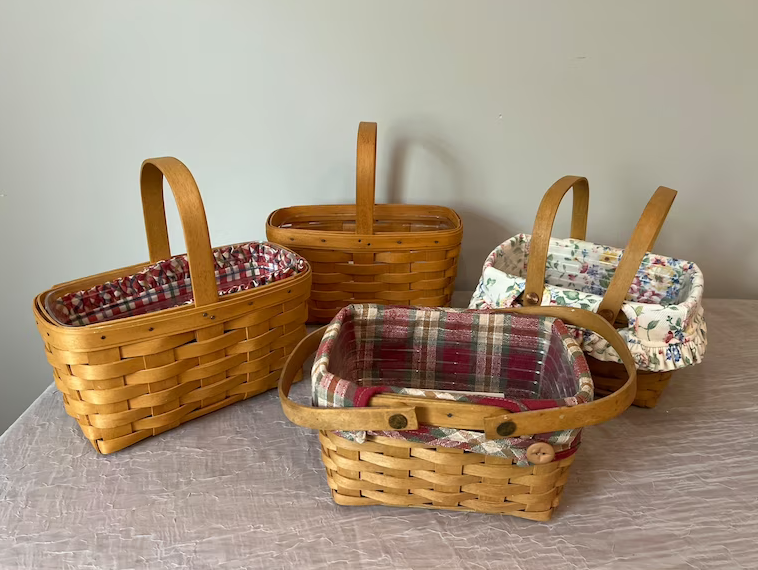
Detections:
[496, 421, 516, 437]
[388, 414, 408, 429]
[598, 309, 615, 323]
[524, 293, 540, 306]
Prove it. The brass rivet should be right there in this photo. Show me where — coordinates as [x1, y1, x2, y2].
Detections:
[599, 309, 614, 323]
[202, 313, 208, 317]
[100, 335, 106, 340]
[388, 414, 408, 429]
[148, 327, 154, 332]
[210, 315, 216, 320]
[496, 421, 516, 437]
[524, 292, 540, 305]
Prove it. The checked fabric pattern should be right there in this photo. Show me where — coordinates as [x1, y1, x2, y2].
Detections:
[312, 305, 593, 465]
[49, 242, 307, 326]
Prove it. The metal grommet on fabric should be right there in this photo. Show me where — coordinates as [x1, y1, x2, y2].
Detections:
[496, 421, 516, 437]
[598, 309, 614, 323]
[524, 292, 540, 305]
[526, 442, 556, 465]
[388, 414, 408, 429]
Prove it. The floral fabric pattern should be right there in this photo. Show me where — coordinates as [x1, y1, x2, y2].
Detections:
[469, 234, 707, 372]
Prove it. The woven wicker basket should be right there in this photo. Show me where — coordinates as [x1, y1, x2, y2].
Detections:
[32, 157, 312, 453]
[469, 176, 705, 408]
[280, 306, 637, 520]
[266, 122, 463, 323]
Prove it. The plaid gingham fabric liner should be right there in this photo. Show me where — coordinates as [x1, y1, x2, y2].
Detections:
[313, 304, 593, 465]
[49, 242, 306, 327]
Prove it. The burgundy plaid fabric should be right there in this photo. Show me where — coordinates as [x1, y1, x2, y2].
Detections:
[49, 242, 306, 326]
[312, 305, 593, 463]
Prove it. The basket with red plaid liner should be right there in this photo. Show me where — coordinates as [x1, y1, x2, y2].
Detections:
[280, 304, 636, 521]
[33, 157, 312, 453]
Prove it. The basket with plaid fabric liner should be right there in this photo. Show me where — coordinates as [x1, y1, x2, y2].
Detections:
[33, 157, 312, 453]
[279, 304, 636, 521]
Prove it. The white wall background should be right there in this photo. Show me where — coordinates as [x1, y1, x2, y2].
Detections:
[1, 0, 756, 434]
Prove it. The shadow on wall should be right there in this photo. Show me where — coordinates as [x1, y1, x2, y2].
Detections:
[383, 124, 514, 294]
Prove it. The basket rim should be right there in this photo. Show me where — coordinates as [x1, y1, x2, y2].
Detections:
[267, 204, 463, 251]
[268, 203, 461, 227]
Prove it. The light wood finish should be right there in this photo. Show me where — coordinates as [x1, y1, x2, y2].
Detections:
[588, 358, 672, 409]
[320, 430, 575, 521]
[32, 157, 312, 453]
[278, 305, 636, 518]
[524, 177, 678, 408]
[266, 122, 463, 323]
[523, 176, 590, 305]
[596, 186, 677, 323]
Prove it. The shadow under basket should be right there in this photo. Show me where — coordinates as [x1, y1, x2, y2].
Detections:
[589, 358, 673, 408]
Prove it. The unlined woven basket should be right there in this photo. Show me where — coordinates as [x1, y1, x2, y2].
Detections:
[469, 176, 706, 408]
[266, 121, 463, 323]
[33, 157, 312, 453]
[280, 305, 637, 520]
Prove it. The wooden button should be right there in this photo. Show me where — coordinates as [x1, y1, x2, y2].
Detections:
[524, 292, 540, 305]
[526, 442, 555, 464]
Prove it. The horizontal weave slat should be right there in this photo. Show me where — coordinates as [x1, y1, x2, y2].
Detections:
[321, 431, 574, 521]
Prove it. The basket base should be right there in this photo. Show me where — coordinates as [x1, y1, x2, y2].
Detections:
[588, 357, 673, 408]
[319, 431, 574, 521]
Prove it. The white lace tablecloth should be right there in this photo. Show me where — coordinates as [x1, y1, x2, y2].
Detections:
[0, 299, 756, 569]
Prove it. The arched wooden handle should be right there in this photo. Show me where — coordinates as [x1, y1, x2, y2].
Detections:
[278, 306, 636, 438]
[355, 121, 377, 236]
[140, 157, 219, 308]
[524, 176, 590, 305]
[597, 186, 677, 323]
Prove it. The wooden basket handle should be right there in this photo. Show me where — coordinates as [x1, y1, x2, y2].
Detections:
[355, 121, 377, 235]
[140, 157, 219, 308]
[523, 176, 590, 305]
[278, 306, 637, 439]
[596, 186, 677, 323]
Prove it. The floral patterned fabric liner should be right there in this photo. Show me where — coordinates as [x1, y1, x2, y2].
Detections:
[49, 242, 307, 327]
[469, 234, 707, 372]
[312, 304, 593, 465]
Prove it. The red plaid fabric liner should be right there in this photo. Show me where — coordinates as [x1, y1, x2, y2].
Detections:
[312, 304, 593, 464]
[48, 242, 306, 327]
